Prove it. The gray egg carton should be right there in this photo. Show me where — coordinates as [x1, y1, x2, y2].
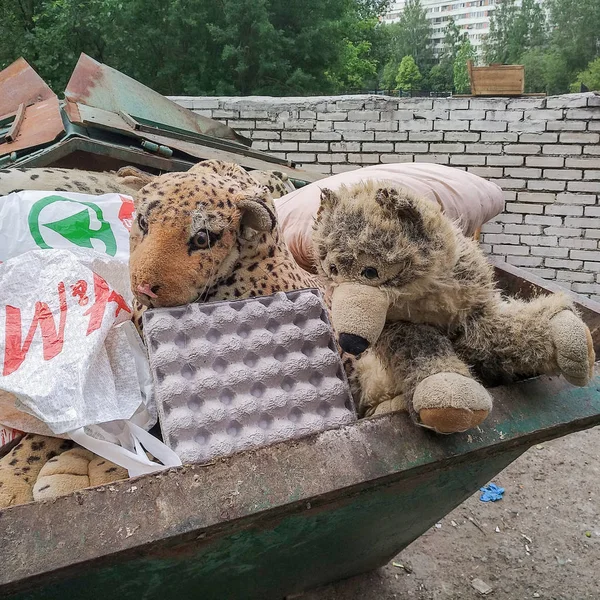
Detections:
[142, 289, 356, 464]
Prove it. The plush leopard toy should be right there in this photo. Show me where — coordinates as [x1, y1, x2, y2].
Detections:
[0, 161, 301, 507]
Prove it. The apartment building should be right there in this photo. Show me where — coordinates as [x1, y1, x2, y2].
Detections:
[382, 0, 516, 56]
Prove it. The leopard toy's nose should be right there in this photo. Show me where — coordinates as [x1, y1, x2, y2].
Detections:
[137, 283, 159, 299]
[339, 333, 370, 356]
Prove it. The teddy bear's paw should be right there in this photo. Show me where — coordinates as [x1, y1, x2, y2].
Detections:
[413, 372, 492, 434]
[550, 310, 595, 387]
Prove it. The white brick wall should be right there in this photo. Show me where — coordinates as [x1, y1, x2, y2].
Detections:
[171, 93, 600, 298]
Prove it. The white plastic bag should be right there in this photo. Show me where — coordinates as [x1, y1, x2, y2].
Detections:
[0, 247, 181, 475]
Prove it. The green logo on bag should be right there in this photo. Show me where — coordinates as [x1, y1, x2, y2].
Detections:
[28, 196, 117, 256]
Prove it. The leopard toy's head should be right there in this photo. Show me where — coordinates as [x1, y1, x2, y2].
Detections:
[130, 161, 280, 309]
[312, 180, 459, 294]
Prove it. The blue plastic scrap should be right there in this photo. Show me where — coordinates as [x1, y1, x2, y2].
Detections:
[479, 482, 505, 502]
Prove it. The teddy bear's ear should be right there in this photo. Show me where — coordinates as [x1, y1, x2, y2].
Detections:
[375, 187, 427, 239]
[317, 188, 339, 219]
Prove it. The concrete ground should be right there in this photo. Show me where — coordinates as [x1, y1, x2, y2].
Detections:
[302, 426, 600, 600]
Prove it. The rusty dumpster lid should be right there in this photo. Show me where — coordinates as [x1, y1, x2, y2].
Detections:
[0, 54, 319, 184]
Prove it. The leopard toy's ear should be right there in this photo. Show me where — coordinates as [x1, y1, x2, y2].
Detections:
[237, 186, 277, 233]
[316, 188, 340, 220]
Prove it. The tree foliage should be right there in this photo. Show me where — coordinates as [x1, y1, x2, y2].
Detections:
[396, 55, 422, 91]
[570, 58, 600, 93]
[454, 39, 476, 94]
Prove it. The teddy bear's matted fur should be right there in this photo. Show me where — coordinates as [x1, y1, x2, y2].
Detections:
[313, 180, 595, 433]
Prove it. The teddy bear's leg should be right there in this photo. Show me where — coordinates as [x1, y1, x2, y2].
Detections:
[0, 435, 75, 508]
[33, 448, 128, 501]
[376, 321, 492, 433]
[458, 293, 594, 387]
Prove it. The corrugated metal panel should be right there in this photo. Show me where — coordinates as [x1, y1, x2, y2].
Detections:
[0, 58, 55, 116]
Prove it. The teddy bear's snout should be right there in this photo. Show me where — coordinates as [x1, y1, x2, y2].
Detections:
[339, 333, 370, 356]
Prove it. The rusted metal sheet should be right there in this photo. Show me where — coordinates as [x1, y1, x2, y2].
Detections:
[0, 96, 64, 157]
[0, 58, 54, 115]
[65, 53, 249, 146]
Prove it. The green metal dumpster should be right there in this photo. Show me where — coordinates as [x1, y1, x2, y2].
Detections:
[1, 262, 599, 600]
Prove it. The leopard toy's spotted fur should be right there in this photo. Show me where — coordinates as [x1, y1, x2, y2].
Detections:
[0, 161, 309, 507]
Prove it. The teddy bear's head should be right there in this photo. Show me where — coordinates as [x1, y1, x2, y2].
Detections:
[312, 180, 459, 355]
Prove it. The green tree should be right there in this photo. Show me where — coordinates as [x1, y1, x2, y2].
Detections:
[571, 58, 600, 92]
[396, 55, 422, 91]
[453, 39, 476, 94]
[438, 18, 466, 90]
[519, 48, 571, 94]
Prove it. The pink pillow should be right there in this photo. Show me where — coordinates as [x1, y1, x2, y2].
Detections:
[275, 163, 504, 273]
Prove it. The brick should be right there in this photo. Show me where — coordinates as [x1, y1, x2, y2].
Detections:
[585, 229, 600, 239]
[347, 110, 379, 121]
[523, 235, 560, 247]
[508, 121, 546, 132]
[584, 206, 600, 217]
[368, 121, 400, 131]
[393, 110, 417, 120]
[449, 155, 486, 166]
[376, 131, 409, 141]
[584, 170, 600, 179]
[449, 109, 486, 120]
[487, 155, 524, 166]
[298, 142, 329, 152]
[397, 98, 434, 109]
[487, 110, 524, 121]
[505, 168, 542, 178]
[332, 121, 365, 131]
[584, 262, 600, 272]
[526, 268, 557, 278]
[524, 215, 562, 226]
[331, 164, 360, 174]
[583, 145, 600, 155]
[590, 122, 600, 131]
[543, 144, 583, 155]
[504, 224, 543, 234]
[269, 141, 297, 151]
[568, 181, 600, 193]
[546, 120, 587, 131]
[469, 99, 508, 110]
[517, 192, 555, 203]
[429, 143, 465, 153]
[545, 204, 584, 216]
[560, 238, 598, 248]
[480, 244, 493, 253]
[467, 167, 504, 178]
[311, 131, 343, 141]
[566, 108, 600, 119]
[492, 244, 530, 255]
[284, 119, 317, 130]
[557, 271, 596, 283]
[572, 282, 600, 293]
[444, 131, 480, 142]
[503, 190, 517, 201]
[358, 142, 391, 152]
[481, 223, 503, 233]
[281, 131, 310, 141]
[302, 163, 332, 175]
[397, 120, 434, 131]
[330, 141, 361, 152]
[379, 154, 415, 164]
[413, 109, 450, 120]
[190, 98, 220, 109]
[507, 98, 546, 109]
[470, 121, 508, 132]
[495, 214, 524, 223]
[547, 95, 589, 109]
[339, 131, 372, 141]
[545, 259, 583, 269]
[287, 153, 316, 162]
[526, 156, 564, 168]
[317, 111, 347, 121]
[531, 246, 568, 258]
[527, 182, 564, 193]
[212, 109, 239, 118]
[556, 192, 596, 205]
[524, 109, 563, 120]
[251, 141, 268, 151]
[434, 120, 469, 131]
[434, 98, 470, 109]
[504, 144, 541, 154]
[299, 110, 317, 119]
[240, 109, 269, 119]
[415, 154, 450, 165]
[253, 130, 281, 140]
[482, 233, 520, 244]
[490, 178, 526, 189]
[317, 153, 347, 163]
[347, 153, 381, 164]
[566, 218, 600, 229]
[409, 131, 443, 141]
[465, 143, 502, 154]
[566, 157, 600, 169]
[394, 142, 429, 153]
[560, 132, 600, 144]
[506, 202, 544, 214]
[255, 120, 282, 130]
[520, 133, 559, 143]
[545, 227, 582, 236]
[506, 256, 544, 267]
[480, 132, 518, 143]
[544, 169, 582, 180]
[334, 100, 364, 110]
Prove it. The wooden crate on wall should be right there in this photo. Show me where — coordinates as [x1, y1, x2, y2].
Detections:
[467, 60, 525, 96]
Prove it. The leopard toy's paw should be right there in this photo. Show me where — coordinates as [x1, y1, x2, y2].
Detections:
[412, 372, 492, 434]
[549, 310, 595, 387]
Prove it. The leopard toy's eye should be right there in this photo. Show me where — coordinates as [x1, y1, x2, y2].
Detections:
[362, 267, 379, 280]
[138, 214, 148, 234]
[190, 231, 210, 250]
